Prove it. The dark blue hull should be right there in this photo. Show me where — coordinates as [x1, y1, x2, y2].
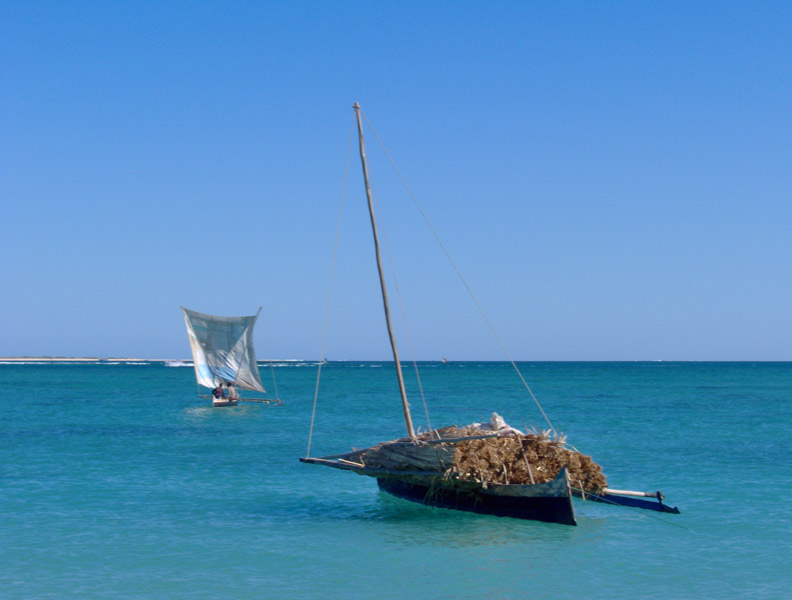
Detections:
[377, 474, 577, 526]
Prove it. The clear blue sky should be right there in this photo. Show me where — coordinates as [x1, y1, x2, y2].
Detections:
[2, 1, 790, 361]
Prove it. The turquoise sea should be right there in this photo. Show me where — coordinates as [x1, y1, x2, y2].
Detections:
[1, 361, 790, 599]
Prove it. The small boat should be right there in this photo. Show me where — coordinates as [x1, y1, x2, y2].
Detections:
[303, 423, 579, 524]
[300, 104, 677, 525]
[181, 307, 282, 407]
[165, 360, 191, 367]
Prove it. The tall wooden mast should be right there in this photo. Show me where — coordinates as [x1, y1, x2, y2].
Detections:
[353, 102, 416, 439]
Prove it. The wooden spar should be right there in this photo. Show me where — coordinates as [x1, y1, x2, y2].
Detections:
[520, 447, 536, 485]
[299, 457, 446, 477]
[603, 488, 662, 499]
[199, 395, 280, 404]
[236, 398, 282, 405]
[406, 433, 501, 445]
[353, 102, 416, 439]
[577, 488, 680, 514]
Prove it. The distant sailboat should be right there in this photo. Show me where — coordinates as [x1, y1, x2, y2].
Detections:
[181, 307, 281, 407]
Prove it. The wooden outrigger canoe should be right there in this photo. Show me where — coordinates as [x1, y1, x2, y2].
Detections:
[300, 103, 679, 526]
[301, 455, 577, 525]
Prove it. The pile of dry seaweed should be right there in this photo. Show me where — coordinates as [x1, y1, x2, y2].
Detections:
[349, 420, 607, 493]
[453, 431, 607, 492]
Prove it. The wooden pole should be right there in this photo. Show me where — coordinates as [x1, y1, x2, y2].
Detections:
[602, 488, 661, 498]
[353, 102, 416, 439]
[521, 448, 536, 485]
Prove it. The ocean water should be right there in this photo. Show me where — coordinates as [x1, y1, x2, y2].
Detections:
[1, 361, 790, 599]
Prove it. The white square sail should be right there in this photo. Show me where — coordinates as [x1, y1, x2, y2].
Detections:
[181, 307, 266, 393]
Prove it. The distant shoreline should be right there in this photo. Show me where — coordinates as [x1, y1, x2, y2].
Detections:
[0, 357, 177, 362]
[1, 357, 788, 364]
[0, 357, 309, 363]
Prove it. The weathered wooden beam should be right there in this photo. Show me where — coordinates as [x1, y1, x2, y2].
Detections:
[603, 488, 660, 498]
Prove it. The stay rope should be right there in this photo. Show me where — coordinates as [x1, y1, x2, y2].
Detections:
[370, 180, 434, 435]
[362, 111, 557, 435]
[260, 314, 280, 401]
[305, 118, 354, 458]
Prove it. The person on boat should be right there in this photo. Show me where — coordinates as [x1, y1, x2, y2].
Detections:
[226, 382, 239, 400]
[212, 385, 226, 400]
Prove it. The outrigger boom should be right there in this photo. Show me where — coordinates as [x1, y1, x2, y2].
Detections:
[198, 395, 282, 405]
[573, 487, 680, 514]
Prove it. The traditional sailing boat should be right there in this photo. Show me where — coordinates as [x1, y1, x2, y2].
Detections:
[181, 307, 281, 407]
[301, 104, 677, 525]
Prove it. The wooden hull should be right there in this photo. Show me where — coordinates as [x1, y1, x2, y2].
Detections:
[376, 467, 576, 525]
[200, 393, 280, 407]
[300, 449, 578, 525]
[212, 398, 238, 407]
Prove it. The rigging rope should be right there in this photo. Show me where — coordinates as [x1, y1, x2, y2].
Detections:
[268, 358, 280, 400]
[306, 118, 354, 458]
[361, 111, 557, 435]
[260, 315, 280, 401]
[371, 180, 434, 435]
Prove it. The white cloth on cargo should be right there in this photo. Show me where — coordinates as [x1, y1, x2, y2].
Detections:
[469, 412, 522, 436]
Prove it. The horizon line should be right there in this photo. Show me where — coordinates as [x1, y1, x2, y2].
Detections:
[1, 357, 790, 364]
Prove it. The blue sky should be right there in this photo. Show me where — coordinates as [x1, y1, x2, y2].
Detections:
[2, 1, 790, 361]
